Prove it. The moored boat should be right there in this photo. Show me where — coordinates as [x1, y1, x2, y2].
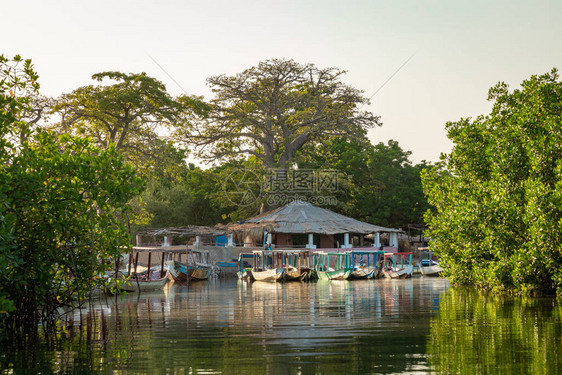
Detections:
[382, 252, 414, 279]
[347, 250, 386, 279]
[279, 250, 313, 281]
[317, 267, 353, 280]
[237, 252, 255, 280]
[314, 252, 353, 280]
[166, 259, 191, 283]
[249, 250, 285, 282]
[284, 266, 309, 281]
[251, 267, 285, 282]
[418, 248, 443, 277]
[350, 268, 375, 279]
[187, 249, 213, 281]
[121, 270, 169, 292]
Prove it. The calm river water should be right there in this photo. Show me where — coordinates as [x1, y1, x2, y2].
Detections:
[3, 277, 562, 374]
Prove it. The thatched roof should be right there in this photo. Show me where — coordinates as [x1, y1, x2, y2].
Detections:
[230, 201, 401, 235]
[137, 225, 227, 237]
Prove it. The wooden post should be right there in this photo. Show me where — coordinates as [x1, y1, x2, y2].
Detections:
[128, 251, 133, 276]
[115, 256, 120, 277]
[160, 252, 165, 277]
[134, 252, 139, 275]
[147, 252, 152, 278]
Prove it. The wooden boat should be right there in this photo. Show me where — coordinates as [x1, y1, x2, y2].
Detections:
[279, 250, 313, 281]
[284, 266, 309, 281]
[249, 250, 285, 282]
[382, 252, 414, 279]
[350, 268, 375, 279]
[314, 252, 353, 280]
[251, 268, 284, 282]
[317, 267, 353, 280]
[187, 249, 212, 281]
[347, 250, 386, 279]
[121, 270, 168, 292]
[418, 249, 443, 277]
[190, 266, 212, 280]
[166, 259, 190, 282]
[237, 252, 255, 280]
[166, 249, 212, 282]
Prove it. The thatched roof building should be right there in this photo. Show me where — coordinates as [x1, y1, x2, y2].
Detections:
[229, 201, 401, 249]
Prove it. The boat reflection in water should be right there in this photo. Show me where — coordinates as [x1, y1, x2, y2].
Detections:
[6, 277, 561, 374]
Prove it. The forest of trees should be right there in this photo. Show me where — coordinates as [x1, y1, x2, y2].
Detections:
[0, 55, 430, 334]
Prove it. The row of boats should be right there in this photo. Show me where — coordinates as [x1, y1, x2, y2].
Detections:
[237, 249, 443, 282]
[107, 249, 214, 293]
[103, 248, 443, 293]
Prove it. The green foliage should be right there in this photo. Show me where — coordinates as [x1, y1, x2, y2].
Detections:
[0, 55, 144, 334]
[296, 136, 430, 228]
[140, 163, 230, 228]
[422, 69, 562, 295]
[50, 71, 207, 176]
[182, 58, 380, 169]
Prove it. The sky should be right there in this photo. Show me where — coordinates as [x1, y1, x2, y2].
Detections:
[3, 0, 561, 164]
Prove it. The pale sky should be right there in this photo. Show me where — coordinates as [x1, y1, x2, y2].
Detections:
[3, 0, 561, 163]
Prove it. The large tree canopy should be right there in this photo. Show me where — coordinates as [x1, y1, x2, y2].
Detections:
[51, 71, 206, 175]
[297, 136, 430, 228]
[182, 59, 380, 169]
[422, 69, 562, 296]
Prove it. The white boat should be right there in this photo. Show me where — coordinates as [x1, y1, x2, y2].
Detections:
[121, 270, 169, 292]
[418, 248, 443, 277]
[382, 252, 414, 279]
[251, 268, 284, 282]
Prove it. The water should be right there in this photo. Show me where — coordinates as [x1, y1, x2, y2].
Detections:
[2, 278, 562, 374]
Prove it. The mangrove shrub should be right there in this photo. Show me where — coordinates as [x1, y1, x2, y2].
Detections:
[0, 55, 144, 334]
[422, 69, 562, 295]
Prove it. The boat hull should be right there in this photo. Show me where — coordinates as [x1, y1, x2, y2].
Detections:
[166, 260, 190, 283]
[251, 268, 284, 282]
[191, 267, 212, 281]
[317, 268, 353, 280]
[349, 268, 375, 280]
[283, 267, 309, 281]
[420, 265, 443, 277]
[383, 265, 413, 279]
[121, 272, 168, 292]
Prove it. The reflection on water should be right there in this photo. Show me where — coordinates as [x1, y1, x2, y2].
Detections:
[2, 278, 560, 374]
[427, 288, 562, 374]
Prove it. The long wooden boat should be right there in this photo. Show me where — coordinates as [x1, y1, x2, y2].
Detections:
[283, 266, 309, 281]
[166, 259, 191, 283]
[382, 252, 414, 279]
[280, 250, 313, 281]
[350, 268, 375, 279]
[237, 252, 255, 281]
[347, 250, 386, 279]
[190, 266, 212, 281]
[314, 252, 353, 280]
[251, 268, 284, 282]
[418, 248, 443, 277]
[249, 250, 285, 282]
[188, 249, 213, 281]
[420, 264, 443, 277]
[166, 249, 213, 282]
[317, 267, 353, 280]
[121, 270, 169, 292]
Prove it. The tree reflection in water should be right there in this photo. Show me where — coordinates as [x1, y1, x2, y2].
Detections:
[427, 288, 562, 374]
